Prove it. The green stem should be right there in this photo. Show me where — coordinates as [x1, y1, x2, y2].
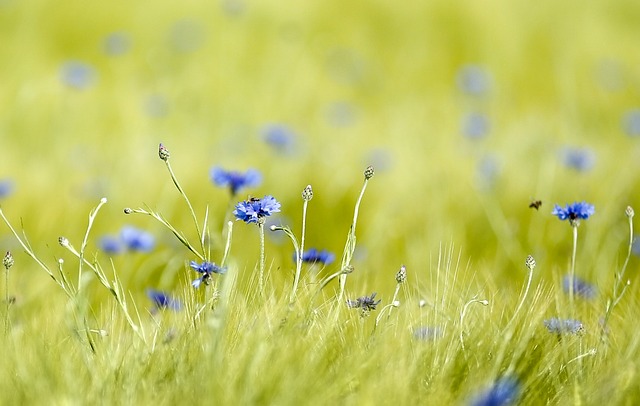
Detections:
[569, 224, 578, 313]
[259, 221, 265, 295]
[291, 200, 308, 302]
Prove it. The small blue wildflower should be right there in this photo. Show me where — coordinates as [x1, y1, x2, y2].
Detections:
[103, 32, 131, 56]
[294, 248, 336, 266]
[470, 376, 521, 406]
[544, 318, 584, 335]
[262, 124, 297, 154]
[560, 147, 596, 172]
[60, 61, 96, 90]
[346, 292, 381, 312]
[456, 64, 492, 97]
[552, 202, 595, 225]
[120, 226, 155, 252]
[146, 289, 181, 311]
[98, 235, 123, 255]
[563, 275, 597, 299]
[413, 326, 443, 341]
[189, 260, 226, 288]
[210, 167, 262, 196]
[233, 195, 281, 224]
[623, 109, 640, 137]
[462, 112, 490, 140]
[0, 179, 15, 198]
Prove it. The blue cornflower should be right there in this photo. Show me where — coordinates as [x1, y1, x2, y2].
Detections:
[210, 167, 262, 195]
[98, 235, 123, 255]
[262, 124, 297, 154]
[462, 112, 490, 140]
[189, 260, 226, 288]
[233, 195, 281, 224]
[552, 202, 595, 225]
[623, 109, 640, 137]
[544, 318, 584, 335]
[103, 32, 131, 56]
[60, 61, 96, 90]
[120, 226, 155, 252]
[146, 289, 181, 311]
[413, 326, 443, 341]
[560, 147, 596, 172]
[346, 292, 381, 313]
[0, 179, 15, 198]
[456, 64, 492, 97]
[563, 275, 597, 299]
[470, 376, 521, 406]
[295, 248, 336, 265]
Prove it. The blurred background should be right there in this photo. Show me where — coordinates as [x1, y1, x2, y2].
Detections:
[1, 0, 640, 305]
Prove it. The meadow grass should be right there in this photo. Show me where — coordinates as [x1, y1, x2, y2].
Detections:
[2, 0, 640, 404]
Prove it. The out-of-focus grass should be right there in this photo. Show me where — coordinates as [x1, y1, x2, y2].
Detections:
[1, 0, 640, 403]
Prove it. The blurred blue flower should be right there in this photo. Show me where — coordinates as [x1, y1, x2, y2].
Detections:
[211, 167, 262, 196]
[456, 64, 492, 96]
[346, 292, 381, 312]
[632, 236, 640, 257]
[189, 260, 226, 288]
[146, 289, 181, 311]
[295, 248, 335, 265]
[0, 179, 15, 198]
[262, 124, 296, 154]
[98, 235, 123, 255]
[563, 275, 596, 299]
[413, 326, 443, 341]
[475, 154, 501, 191]
[233, 195, 281, 224]
[120, 226, 155, 252]
[103, 32, 131, 56]
[623, 109, 640, 137]
[560, 147, 596, 172]
[552, 202, 595, 224]
[143, 94, 170, 118]
[60, 61, 96, 90]
[544, 318, 584, 335]
[462, 112, 490, 139]
[470, 376, 521, 406]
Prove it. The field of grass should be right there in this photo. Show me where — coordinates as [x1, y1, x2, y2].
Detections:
[2, 0, 640, 404]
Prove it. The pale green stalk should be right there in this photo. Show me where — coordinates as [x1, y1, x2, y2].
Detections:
[221, 221, 233, 267]
[569, 223, 578, 313]
[505, 255, 536, 330]
[258, 220, 265, 295]
[459, 297, 489, 350]
[77, 197, 108, 289]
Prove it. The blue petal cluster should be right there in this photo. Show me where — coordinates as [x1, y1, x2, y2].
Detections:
[190, 260, 227, 288]
[210, 167, 262, 195]
[544, 318, 584, 335]
[552, 202, 595, 222]
[470, 376, 521, 406]
[99, 225, 155, 254]
[346, 292, 381, 312]
[146, 289, 181, 311]
[262, 124, 296, 154]
[233, 195, 281, 224]
[295, 248, 336, 265]
[563, 275, 597, 299]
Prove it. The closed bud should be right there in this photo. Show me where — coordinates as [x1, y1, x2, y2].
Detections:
[364, 165, 375, 180]
[3, 251, 13, 270]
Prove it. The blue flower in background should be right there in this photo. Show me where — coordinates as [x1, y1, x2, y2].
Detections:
[631, 236, 640, 257]
[560, 147, 596, 172]
[99, 235, 122, 255]
[262, 124, 297, 154]
[622, 109, 640, 137]
[146, 289, 181, 311]
[60, 61, 96, 90]
[103, 32, 131, 56]
[552, 202, 595, 224]
[295, 248, 336, 265]
[462, 112, 490, 140]
[190, 260, 226, 288]
[210, 167, 262, 196]
[544, 318, 584, 335]
[233, 195, 281, 224]
[346, 292, 381, 312]
[563, 275, 597, 299]
[456, 64, 492, 97]
[470, 376, 521, 406]
[0, 179, 15, 198]
[120, 226, 155, 252]
[413, 326, 443, 341]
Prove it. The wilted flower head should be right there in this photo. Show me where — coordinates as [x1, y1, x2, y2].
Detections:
[560, 147, 596, 172]
[0, 179, 15, 199]
[346, 292, 381, 314]
[233, 195, 281, 224]
[190, 260, 226, 288]
[146, 289, 181, 311]
[210, 167, 262, 195]
[470, 376, 521, 406]
[60, 61, 96, 90]
[544, 318, 584, 335]
[552, 202, 595, 226]
[563, 275, 597, 299]
[462, 112, 490, 140]
[295, 248, 335, 265]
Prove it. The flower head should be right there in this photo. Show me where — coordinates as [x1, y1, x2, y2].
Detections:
[295, 248, 335, 265]
[462, 112, 490, 140]
[146, 289, 181, 311]
[346, 292, 381, 313]
[233, 195, 281, 224]
[560, 147, 596, 172]
[158, 143, 170, 161]
[60, 61, 96, 90]
[189, 260, 226, 288]
[210, 167, 261, 195]
[413, 326, 442, 341]
[544, 318, 584, 335]
[470, 376, 521, 406]
[563, 275, 597, 299]
[120, 226, 155, 252]
[552, 202, 595, 226]
[456, 64, 492, 97]
[396, 265, 407, 284]
[262, 124, 297, 154]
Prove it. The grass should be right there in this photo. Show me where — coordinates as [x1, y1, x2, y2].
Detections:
[2, 0, 640, 404]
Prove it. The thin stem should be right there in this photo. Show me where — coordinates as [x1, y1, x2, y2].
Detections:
[220, 221, 233, 267]
[569, 224, 578, 313]
[506, 267, 533, 330]
[291, 200, 309, 302]
[388, 283, 401, 318]
[459, 297, 489, 351]
[78, 197, 108, 290]
[259, 221, 265, 295]
[4, 269, 9, 334]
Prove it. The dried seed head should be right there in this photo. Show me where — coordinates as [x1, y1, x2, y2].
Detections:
[123, 208, 133, 215]
[626, 206, 635, 218]
[364, 165, 375, 180]
[395, 265, 407, 284]
[58, 236, 69, 248]
[302, 185, 313, 201]
[3, 251, 13, 270]
[525, 255, 536, 271]
[158, 143, 170, 161]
